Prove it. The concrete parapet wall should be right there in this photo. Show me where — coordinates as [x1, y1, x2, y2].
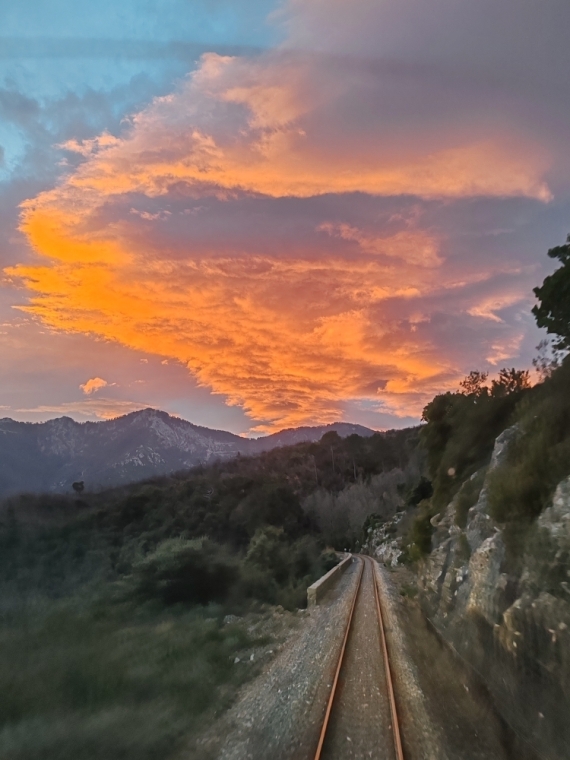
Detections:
[307, 554, 353, 606]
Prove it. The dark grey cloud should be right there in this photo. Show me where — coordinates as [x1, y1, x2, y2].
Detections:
[284, 0, 570, 90]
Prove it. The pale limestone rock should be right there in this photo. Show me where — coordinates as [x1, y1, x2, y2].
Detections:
[466, 532, 505, 625]
[499, 591, 570, 676]
[465, 426, 519, 551]
[373, 538, 402, 567]
[488, 424, 521, 471]
[538, 475, 570, 543]
[363, 512, 404, 567]
[415, 424, 570, 758]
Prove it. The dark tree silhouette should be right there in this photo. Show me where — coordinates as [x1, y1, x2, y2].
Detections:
[533, 234, 570, 349]
[72, 481, 84, 494]
[490, 368, 531, 397]
[459, 370, 489, 397]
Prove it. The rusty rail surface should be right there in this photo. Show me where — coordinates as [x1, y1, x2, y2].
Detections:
[312, 556, 364, 760]
[368, 556, 405, 760]
[312, 555, 405, 760]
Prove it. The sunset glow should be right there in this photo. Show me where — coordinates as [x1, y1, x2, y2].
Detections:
[1, 0, 569, 431]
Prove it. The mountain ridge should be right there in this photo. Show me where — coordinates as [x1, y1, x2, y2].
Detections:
[0, 408, 377, 496]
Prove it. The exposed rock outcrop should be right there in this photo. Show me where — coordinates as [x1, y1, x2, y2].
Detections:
[414, 428, 570, 760]
[365, 425, 570, 759]
[362, 511, 405, 567]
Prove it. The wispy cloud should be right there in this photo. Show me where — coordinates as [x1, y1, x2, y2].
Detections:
[15, 398, 149, 420]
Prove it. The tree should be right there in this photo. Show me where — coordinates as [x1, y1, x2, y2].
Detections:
[131, 538, 237, 605]
[532, 339, 563, 381]
[490, 368, 531, 397]
[532, 234, 570, 350]
[459, 370, 489, 397]
[72, 481, 84, 495]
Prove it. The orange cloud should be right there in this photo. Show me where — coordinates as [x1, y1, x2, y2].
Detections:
[9, 224, 452, 429]
[80, 377, 109, 394]
[7, 45, 544, 430]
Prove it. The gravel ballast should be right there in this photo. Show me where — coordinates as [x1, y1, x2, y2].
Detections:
[188, 558, 521, 760]
[191, 560, 361, 760]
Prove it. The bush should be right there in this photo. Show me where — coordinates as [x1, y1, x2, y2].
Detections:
[406, 477, 433, 508]
[419, 359, 570, 563]
[242, 527, 333, 609]
[238, 563, 279, 604]
[244, 527, 288, 581]
[130, 538, 238, 606]
[0, 706, 185, 760]
[487, 358, 570, 529]
[420, 367, 534, 515]
[401, 499, 439, 562]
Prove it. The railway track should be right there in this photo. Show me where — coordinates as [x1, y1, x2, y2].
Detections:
[313, 555, 405, 760]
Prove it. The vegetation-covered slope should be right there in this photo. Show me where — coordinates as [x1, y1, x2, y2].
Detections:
[0, 425, 419, 760]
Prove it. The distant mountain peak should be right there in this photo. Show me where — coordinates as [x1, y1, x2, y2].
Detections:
[0, 410, 378, 496]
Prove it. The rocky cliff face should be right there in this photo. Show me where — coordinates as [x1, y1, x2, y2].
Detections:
[416, 427, 570, 760]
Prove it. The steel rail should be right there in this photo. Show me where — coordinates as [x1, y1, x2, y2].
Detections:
[312, 556, 365, 760]
[368, 556, 405, 760]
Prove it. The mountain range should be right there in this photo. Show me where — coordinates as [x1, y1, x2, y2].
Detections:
[0, 408, 375, 497]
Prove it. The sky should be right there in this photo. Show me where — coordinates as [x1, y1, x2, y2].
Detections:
[0, 0, 569, 435]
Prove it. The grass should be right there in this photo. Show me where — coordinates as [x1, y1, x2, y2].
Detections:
[399, 583, 418, 599]
[0, 594, 264, 760]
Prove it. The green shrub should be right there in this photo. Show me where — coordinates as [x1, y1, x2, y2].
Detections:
[487, 357, 570, 531]
[238, 563, 279, 604]
[401, 499, 439, 563]
[130, 538, 238, 606]
[416, 361, 570, 564]
[275, 582, 309, 610]
[421, 378, 529, 510]
[0, 706, 185, 760]
[406, 477, 433, 507]
[319, 549, 339, 573]
[244, 527, 288, 580]
[242, 527, 334, 608]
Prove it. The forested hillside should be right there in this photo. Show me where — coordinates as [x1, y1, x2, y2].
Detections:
[0, 423, 420, 759]
[0, 425, 419, 608]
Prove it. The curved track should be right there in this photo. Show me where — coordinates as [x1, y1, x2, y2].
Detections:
[313, 555, 405, 760]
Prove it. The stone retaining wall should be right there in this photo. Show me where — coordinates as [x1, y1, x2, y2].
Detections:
[307, 554, 353, 606]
